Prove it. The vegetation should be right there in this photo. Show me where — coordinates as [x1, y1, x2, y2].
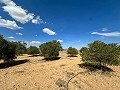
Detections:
[67, 47, 78, 57]
[39, 40, 62, 60]
[0, 35, 16, 63]
[12, 41, 27, 55]
[80, 40, 120, 69]
[27, 46, 39, 56]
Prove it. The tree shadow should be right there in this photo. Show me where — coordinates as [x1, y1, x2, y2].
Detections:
[68, 55, 78, 57]
[28, 54, 40, 57]
[42, 57, 61, 61]
[78, 62, 113, 72]
[0, 59, 29, 69]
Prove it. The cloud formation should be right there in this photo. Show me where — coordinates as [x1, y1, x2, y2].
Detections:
[16, 33, 23, 35]
[102, 28, 108, 32]
[8, 36, 14, 38]
[57, 40, 63, 43]
[0, 16, 23, 29]
[43, 28, 56, 35]
[91, 32, 120, 37]
[0, 0, 43, 24]
[30, 41, 41, 45]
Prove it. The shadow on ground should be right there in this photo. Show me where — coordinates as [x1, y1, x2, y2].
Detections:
[28, 54, 40, 57]
[0, 59, 29, 69]
[42, 57, 61, 61]
[78, 63, 113, 72]
[67, 56, 78, 57]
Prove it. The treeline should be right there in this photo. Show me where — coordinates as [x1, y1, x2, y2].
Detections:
[0, 35, 120, 70]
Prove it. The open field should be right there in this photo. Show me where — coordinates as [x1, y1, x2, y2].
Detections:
[0, 51, 120, 90]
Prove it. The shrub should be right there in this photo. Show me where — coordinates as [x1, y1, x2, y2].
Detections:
[12, 41, 27, 55]
[80, 40, 120, 67]
[67, 47, 78, 57]
[0, 35, 16, 63]
[39, 40, 62, 60]
[27, 46, 39, 56]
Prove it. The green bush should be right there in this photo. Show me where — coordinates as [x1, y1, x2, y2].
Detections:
[67, 47, 78, 57]
[80, 40, 120, 67]
[0, 35, 16, 63]
[39, 40, 62, 60]
[12, 41, 27, 55]
[27, 46, 39, 56]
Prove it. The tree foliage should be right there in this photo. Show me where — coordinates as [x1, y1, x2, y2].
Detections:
[39, 40, 62, 60]
[27, 46, 39, 56]
[0, 35, 16, 62]
[12, 41, 27, 55]
[67, 47, 78, 57]
[80, 40, 120, 67]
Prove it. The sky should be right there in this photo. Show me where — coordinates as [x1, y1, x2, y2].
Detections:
[0, 0, 120, 49]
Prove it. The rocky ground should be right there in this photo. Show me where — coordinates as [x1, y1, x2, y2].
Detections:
[0, 51, 120, 90]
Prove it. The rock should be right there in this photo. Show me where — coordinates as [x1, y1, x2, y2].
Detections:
[56, 78, 66, 88]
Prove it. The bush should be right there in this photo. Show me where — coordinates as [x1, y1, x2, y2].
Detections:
[0, 35, 16, 63]
[67, 47, 78, 57]
[80, 40, 120, 67]
[12, 41, 27, 55]
[39, 40, 62, 60]
[27, 46, 39, 56]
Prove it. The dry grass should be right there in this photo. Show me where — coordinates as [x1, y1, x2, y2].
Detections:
[0, 51, 120, 90]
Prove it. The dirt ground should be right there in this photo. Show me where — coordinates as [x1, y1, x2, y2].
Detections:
[0, 51, 120, 90]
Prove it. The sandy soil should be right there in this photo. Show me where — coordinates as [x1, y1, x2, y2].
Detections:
[0, 51, 120, 90]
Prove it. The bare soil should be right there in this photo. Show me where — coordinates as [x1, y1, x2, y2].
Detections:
[0, 51, 120, 90]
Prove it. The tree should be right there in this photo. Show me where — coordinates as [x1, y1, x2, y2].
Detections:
[80, 40, 120, 67]
[80, 47, 90, 62]
[67, 47, 78, 57]
[12, 41, 27, 55]
[27, 46, 39, 56]
[0, 35, 16, 63]
[39, 40, 62, 60]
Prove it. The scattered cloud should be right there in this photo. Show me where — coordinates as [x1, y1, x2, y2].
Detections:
[0, 16, 23, 29]
[8, 36, 14, 38]
[30, 41, 41, 45]
[32, 16, 46, 24]
[91, 32, 120, 37]
[57, 40, 63, 43]
[43, 28, 56, 35]
[102, 28, 108, 32]
[32, 16, 40, 24]
[16, 33, 23, 35]
[0, 0, 43, 24]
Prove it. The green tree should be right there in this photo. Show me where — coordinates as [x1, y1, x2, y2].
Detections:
[80, 40, 120, 67]
[27, 46, 39, 56]
[80, 47, 90, 62]
[67, 47, 78, 57]
[0, 35, 16, 63]
[39, 40, 62, 60]
[12, 41, 27, 55]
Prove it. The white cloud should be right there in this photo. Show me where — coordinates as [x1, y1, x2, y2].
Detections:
[91, 32, 120, 37]
[43, 28, 56, 35]
[102, 28, 108, 32]
[8, 36, 14, 38]
[32, 16, 47, 24]
[0, 0, 41, 24]
[16, 33, 23, 35]
[0, 16, 23, 29]
[57, 40, 63, 43]
[30, 41, 41, 45]
[32, 16, 40, 24]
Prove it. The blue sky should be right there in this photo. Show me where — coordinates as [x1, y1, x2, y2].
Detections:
[0, 0, 120, 49]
